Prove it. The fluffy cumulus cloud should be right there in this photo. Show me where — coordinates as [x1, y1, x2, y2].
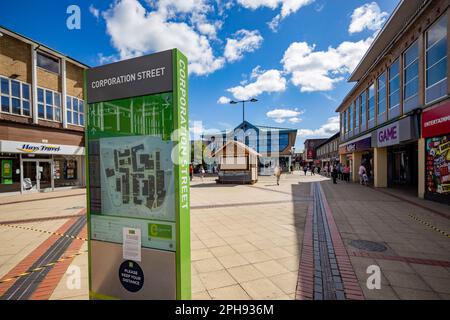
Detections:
[101, 0, 228, 75]
[297, 116, 339, 137]
[217, 96, 231, 104]
[224, 29, 263, 62]
[227, 66, 287, 100]
[266, 108, 304, 123]
[348, 2, 388, 34]
[281, 37, 373, 92]
[237, 0, 315, 30]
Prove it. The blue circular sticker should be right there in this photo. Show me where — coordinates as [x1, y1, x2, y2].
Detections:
[119, 260, 144, 293]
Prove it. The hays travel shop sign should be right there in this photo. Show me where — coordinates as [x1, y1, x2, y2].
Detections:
[17, 144, 61, 153]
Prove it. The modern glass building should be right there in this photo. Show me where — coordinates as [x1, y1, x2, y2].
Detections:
[202, 121, 298, 175]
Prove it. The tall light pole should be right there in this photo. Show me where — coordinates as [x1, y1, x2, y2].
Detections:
[229, 98, 258, 123]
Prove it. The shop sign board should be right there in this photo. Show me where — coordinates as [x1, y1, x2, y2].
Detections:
[376, 121, 399, 148]
[0, 140, 85, 156]
[86, 49, 190, 300]
[339, 137, 371, 154]
[422, 102, 450, 138]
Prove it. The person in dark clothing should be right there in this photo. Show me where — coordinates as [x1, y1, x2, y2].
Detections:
[331, 165, 337, 184]
[303, 166, 308, 176]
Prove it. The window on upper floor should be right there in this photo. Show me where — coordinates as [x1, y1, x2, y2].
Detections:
[0, 77, 31, 117]
[389, 59, 400, 110]
[66, 95, 85, 126]
[426, 13, 448, 104]
[279, 133, 289, 151]
[37, 87, 61, 122]
[343, 109, 347, 133]
[37, 51, 60, 74]
[377, 72, 387, 116]
[368, 85, 375, 120]
[360, 91, 366, 127]
[403, 41, 419, 112]
[354, 100, 359, 129]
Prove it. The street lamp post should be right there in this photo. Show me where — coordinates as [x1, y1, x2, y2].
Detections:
[229, 98, 258, 122]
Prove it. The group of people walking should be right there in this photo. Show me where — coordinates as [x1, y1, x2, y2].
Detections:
[326, 162, 369, 186]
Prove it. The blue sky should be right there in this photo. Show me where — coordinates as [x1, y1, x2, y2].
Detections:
[0, 0, 398, 150]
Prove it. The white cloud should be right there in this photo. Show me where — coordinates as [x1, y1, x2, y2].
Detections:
[102, 0, 225, 76]
[297, 116, 339, 137]
[89, 4, 100, 20]
[224, 29, 263, 62]
[281, 37, 373, 92]
[217, 96, 231, 104]
[266, 108, 304, 123]
[227, 67, 287, 100]
[237, 0, 315, 30]
[348, 2, 388, 34]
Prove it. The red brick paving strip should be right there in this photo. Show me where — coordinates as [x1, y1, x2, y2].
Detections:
[317, 183, 364, 300]
[295, 185, 315, 300]
[30, 224, 87, 300]
[0, 216, 80, 296]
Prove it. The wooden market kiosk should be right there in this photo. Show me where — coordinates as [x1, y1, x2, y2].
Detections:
[213, 140, 260, 184]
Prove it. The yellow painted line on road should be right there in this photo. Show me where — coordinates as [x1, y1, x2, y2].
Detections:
[0, 250, 88, 284]
[0, 223, 88, 242]
[408, 214, 450, 238]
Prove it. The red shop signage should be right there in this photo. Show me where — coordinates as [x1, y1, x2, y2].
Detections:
[422, 101, 450, 138]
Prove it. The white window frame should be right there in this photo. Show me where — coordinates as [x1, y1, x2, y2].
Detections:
[37, 87, 62, 122]
[0, 76, 31, 117]
[66, 95, 85, 127]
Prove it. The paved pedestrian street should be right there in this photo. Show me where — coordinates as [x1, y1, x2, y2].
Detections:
[0, 174, 449, 300]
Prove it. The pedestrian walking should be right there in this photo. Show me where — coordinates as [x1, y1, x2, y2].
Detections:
[359, 164, 368, 186]
[290, 164, 294, 174]
[275, 165, 282, 185]
[343, 165, 350, 182]
[189, 163, 193, 181]
[200, 166, 205, 182]
[331, 165, 337, 184]
[303, 165, 308, 176]
[311, 165, 315, 175]
[317, 166, 321, 175]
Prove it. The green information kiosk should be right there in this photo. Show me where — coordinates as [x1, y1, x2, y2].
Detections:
[85, 49, 190, 300]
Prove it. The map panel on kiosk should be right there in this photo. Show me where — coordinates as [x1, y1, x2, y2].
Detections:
[99, 135, 175, 222]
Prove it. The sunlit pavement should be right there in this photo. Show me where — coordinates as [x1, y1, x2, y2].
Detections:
[0, 173, 449, 300]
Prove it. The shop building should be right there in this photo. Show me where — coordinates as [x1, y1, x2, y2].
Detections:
[316, 133, 340, 168]
[335, 0, 449, 202]
[303, 139, 327, 165]
[0, 26, 88, 194]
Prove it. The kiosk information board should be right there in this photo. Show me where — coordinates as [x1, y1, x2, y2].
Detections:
[85, 49, 190, 300]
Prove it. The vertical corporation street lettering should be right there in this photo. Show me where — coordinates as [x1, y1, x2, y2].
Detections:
[179, 57, 189, 210]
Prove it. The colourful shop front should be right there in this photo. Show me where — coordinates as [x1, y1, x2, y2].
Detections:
[422, 101, 450, 205]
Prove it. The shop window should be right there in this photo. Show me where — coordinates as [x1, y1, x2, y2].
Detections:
[37, 51, 60, 74]
[403, 41, 419, 112]
[0, 77, 31, 117]
[425, 13, 448, 104]
[0, 153, 21, 193]
[67, 96, 85, 126]
[37, 87, 61, 122]
[389, 59, 400, 118]
[54, 157, 79, 187]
